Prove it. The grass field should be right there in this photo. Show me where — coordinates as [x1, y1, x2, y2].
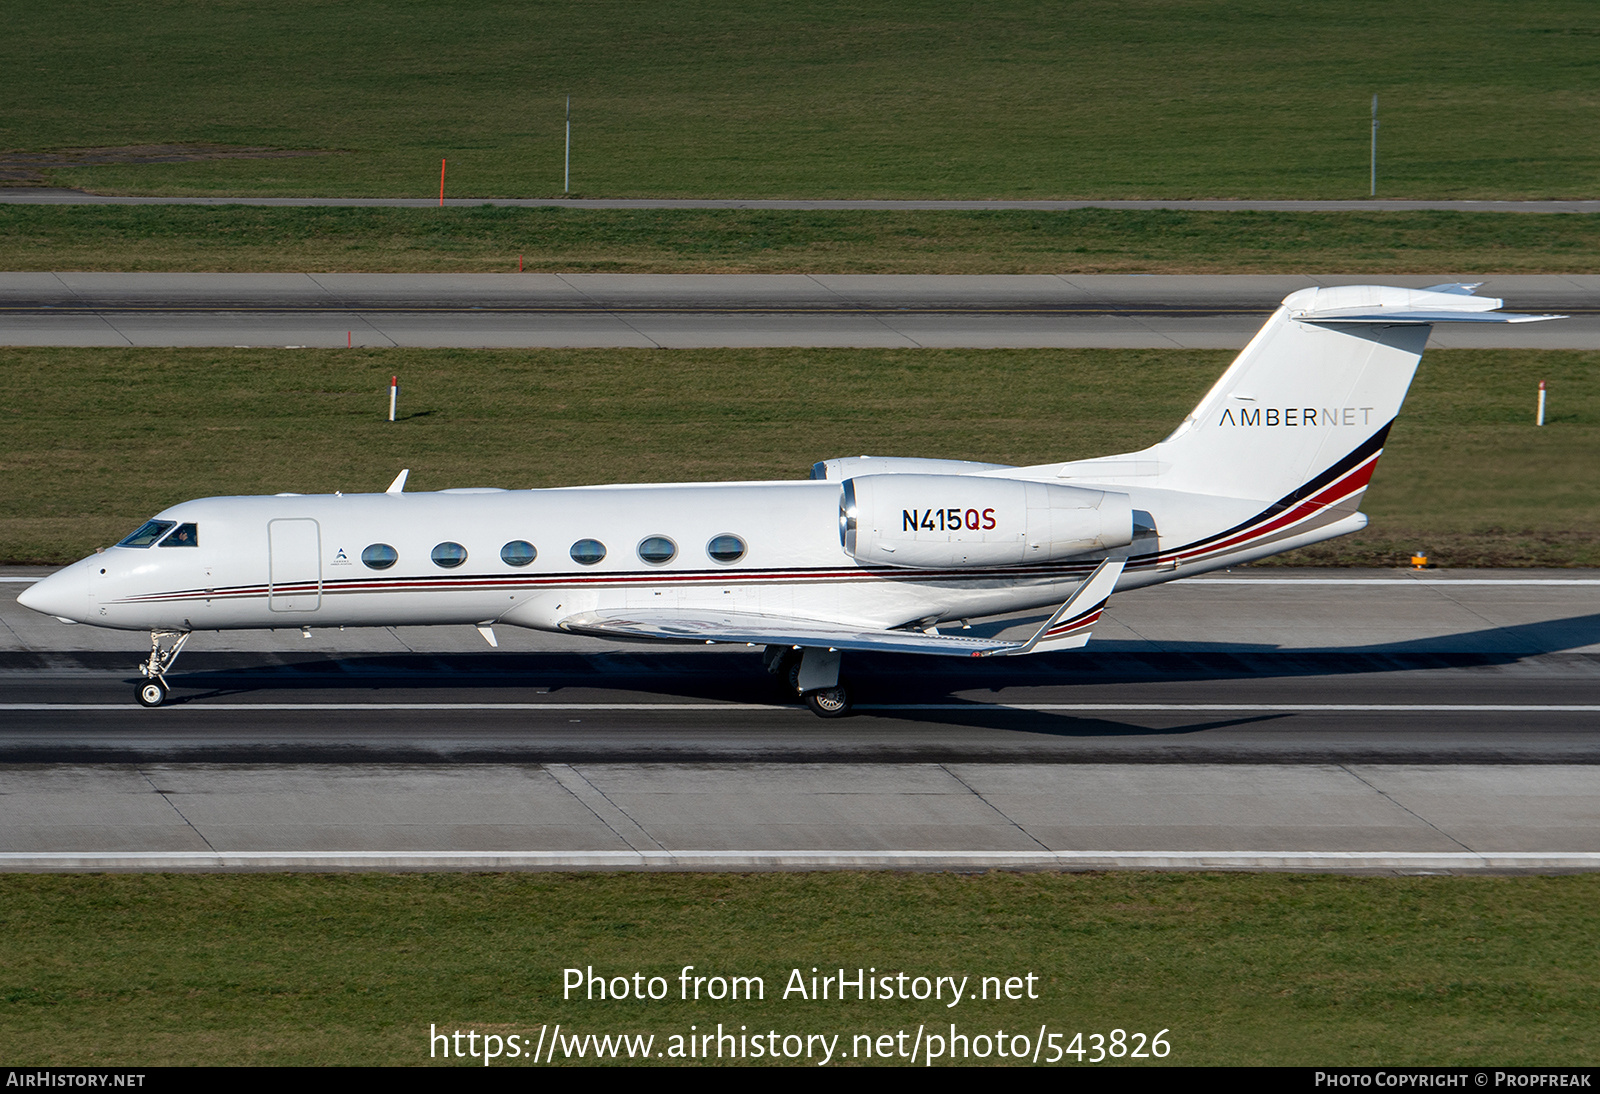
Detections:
[3, 872, 1597, 1066]
[5, 1, 1600, 199]
[6, 206, 1600, 274]
[0, 346, 1593, 568]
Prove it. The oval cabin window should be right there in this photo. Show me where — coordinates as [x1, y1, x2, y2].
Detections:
[637, 536, 677, 565]
[707, 534, 746, 564]
[362, 544, 399, 570]
[570, 539, 607, 566]
[431, 542, 468, 568]
[500, 540, 537, 567]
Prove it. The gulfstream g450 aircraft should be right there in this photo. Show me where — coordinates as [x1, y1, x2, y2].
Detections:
[19, 284, 1559, 715]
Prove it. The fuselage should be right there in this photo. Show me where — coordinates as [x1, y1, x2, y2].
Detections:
[23, 457, 1376, 639]
[30, 479, 1164, 635]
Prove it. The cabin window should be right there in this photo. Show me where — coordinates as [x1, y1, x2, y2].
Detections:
[500, 540, 537, 567]
[116, 520, 175, 548]
[431, 542, 468, 568]
[361, 543, 399, 570]
[158, 523, 199, 548]
[570, 539, 606, 566]
[707, 534, 746, 563]
[637, 535, 677, 565]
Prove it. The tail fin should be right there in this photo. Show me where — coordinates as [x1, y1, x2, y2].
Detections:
[1056, 285, 1560, 505]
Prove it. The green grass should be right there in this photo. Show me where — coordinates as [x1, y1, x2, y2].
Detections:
[7, 206, 1600, 273]
[6, 1, 1600, 198]
[2, 872, 1597, 1066]
[0, 346, 1594, 568]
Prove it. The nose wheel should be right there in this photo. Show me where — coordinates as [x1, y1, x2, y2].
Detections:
[135, 630, 190, 708]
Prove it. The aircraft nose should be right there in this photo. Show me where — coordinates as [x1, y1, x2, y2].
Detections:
[17, 566, 89, 623]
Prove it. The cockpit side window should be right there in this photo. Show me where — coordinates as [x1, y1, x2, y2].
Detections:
[117, 520, 176, 548]
[158, 523, 199, 548]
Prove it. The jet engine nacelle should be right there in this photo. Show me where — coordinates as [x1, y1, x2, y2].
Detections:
[840, 474, 1133, 568]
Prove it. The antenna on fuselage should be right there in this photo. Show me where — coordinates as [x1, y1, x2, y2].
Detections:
[385, 469, 410, 495]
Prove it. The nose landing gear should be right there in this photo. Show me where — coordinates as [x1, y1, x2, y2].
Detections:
[135, 630, 190, 708]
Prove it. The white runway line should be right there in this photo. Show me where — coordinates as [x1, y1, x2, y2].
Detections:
[4, 849, 1600, 872]
[4, 702, 1599, 713]
[1192, 578, 1600, 585]
[8, 576, 1600, 585]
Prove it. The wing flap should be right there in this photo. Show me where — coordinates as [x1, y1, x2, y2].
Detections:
[558, 558, 1126, 659]
[560, 609, 1021, 657]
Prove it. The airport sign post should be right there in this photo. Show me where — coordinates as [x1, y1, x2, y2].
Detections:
[1370, 94, 1378, 197]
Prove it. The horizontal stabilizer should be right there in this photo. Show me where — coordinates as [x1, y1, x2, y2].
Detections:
[1283, 284, 1562, 325]
[1302, 311, 1563, 325]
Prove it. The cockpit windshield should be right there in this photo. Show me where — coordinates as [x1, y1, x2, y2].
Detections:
[158, 523, 199, 548]
[116, 520, 176, 548]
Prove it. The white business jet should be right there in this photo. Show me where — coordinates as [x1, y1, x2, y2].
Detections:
[19, 284, 1559, 715]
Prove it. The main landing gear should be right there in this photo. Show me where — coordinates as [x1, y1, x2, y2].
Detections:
[135, 630, 190, 707]
[765, 645, 852, 718]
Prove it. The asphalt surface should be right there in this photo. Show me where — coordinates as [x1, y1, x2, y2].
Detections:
[6, 188, 1600, 213]
[5, 569, 1597, 766]
[2, 272, 1593, 348]
[6, 569, 1598, 869]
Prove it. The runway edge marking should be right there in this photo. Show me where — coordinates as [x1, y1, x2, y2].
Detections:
[4, 850, 1600, 872]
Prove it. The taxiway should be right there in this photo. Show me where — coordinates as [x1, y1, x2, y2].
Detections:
[2, 273, 1595, 349]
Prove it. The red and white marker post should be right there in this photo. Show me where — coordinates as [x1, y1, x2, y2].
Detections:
[389, 376, 398, 422]
[1537, 379, 1546, 426]
[439, 159, 446, 207]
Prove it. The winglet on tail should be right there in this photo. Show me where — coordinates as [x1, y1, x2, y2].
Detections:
[993, 557, 1126, 657]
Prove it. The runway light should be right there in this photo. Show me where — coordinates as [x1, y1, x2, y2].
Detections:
[1537, 379, 1547, 426]
[1411, 552, 1429, 570]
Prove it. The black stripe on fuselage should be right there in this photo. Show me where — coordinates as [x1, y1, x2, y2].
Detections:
[1122, 419, 1393, 564]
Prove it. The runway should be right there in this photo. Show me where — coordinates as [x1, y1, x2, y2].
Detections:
[2, 272, 1595, 349]
[4, 569, 1599, 870]
[6, 568, 1597, 763]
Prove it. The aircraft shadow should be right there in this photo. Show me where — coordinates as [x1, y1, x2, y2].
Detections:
[50, 608, 1593, 738]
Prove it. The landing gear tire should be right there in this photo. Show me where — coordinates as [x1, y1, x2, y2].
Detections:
[137, 681, 168, 708]
[803, 686, 851, 718]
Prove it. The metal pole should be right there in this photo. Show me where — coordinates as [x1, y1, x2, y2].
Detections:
[564, 96, 571, 194]
[1370, 94, 1378, 197]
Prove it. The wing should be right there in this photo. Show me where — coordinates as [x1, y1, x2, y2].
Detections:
[558, 559, 1125, 659]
